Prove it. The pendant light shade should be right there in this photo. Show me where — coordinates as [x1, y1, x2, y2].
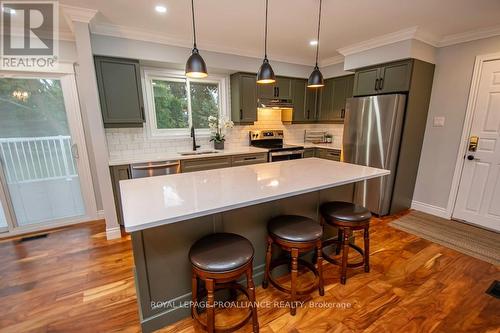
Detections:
[257, 0, 275, 84]
[308, 65, 324, 88]
[257, 58, 275, 84]
[307, 0, 324, 88]
[186, 48, 207, 78]
[185, 0, 208, 78]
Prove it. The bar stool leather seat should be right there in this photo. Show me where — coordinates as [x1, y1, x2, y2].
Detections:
[320, 201, 371, 224]
[189, 233, 254, 272]
[268, 215, 323, 243]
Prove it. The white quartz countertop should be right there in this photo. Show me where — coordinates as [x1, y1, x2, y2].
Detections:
[121, 158, 389, 232]
[108, 146, 268, 166]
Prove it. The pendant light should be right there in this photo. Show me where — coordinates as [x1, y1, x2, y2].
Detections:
[308, 0, 324, 88]
[185, 0, 208, 78]
[257, 0, 275, 84]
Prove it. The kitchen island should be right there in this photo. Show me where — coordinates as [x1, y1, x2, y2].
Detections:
[120, 158, 389, 332]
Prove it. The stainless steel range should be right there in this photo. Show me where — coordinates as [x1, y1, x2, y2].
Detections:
[249, 130, 304, 162]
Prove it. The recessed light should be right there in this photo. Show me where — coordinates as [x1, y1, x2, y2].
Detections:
[309, 40, 318, 46]
[155, 5, 167, 13]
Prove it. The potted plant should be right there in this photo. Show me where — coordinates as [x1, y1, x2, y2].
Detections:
[208, 116, 234, 150]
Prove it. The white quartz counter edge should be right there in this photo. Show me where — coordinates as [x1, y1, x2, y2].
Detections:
[108, 146, 269, 166]
[121, 158, 389, 232]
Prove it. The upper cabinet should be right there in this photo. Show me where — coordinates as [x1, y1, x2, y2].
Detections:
[318, 75, 354, 123]
[94, 56, 145, 128]
[230, 73, 257, 124]
[257, 77, 292, 99]
[353, 59, 413, 96]
[292, 79, 307, 122]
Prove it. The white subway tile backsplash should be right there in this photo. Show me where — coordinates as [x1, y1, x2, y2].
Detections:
[105, 119, 344, 160]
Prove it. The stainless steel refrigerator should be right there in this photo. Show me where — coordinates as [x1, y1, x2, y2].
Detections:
[343, 94, 407, 216]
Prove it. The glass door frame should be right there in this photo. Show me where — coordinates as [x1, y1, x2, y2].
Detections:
[0, 69, 97, 236]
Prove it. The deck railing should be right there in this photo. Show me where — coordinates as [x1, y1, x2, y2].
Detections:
[0, 136, 77, 184]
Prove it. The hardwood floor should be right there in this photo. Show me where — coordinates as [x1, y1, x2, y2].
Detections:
[0, 212, 499, 333]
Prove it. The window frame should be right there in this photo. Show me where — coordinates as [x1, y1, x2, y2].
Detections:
[142, 68, 230, 138]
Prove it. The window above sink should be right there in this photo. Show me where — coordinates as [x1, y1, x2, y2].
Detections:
[142, 68, 230, 138]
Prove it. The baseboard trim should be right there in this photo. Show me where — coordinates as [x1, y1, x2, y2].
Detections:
[96, 210, 105, 219]
[105, 226, 121, 240]
[411, 200, 451, 219]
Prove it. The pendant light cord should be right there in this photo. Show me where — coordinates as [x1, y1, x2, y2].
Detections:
[315, 0, 322, 67]
[264, 0, 269, 59]
[191, 0, 197, 49]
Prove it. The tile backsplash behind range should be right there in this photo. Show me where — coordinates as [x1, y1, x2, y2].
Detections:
[105, 109, 344, 160]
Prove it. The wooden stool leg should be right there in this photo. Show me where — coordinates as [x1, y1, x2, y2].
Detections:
[340, 228, 350, 285]
[191, 272, 197, 318]
[336, 229, 343, 255]
[364, 226, 370, 273]
[246, 266, 259, 333]
[206, 278, 215, 333]
[290, 248, 299, 316]
[262, 237, 272, 289]
[316, 240, 325, 296]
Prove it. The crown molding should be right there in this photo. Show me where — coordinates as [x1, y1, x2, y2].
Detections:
[62, 5, 98, 32]
[337, 27, 421, 56]
[438, 24, 500, 47]
[319, 55, 345, 67]
[90, 22, 313, 67]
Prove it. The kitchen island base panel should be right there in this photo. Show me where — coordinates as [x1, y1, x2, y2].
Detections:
[131, 184, 353, 332]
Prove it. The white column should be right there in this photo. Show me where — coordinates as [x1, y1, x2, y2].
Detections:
[63, 6, 121, 239]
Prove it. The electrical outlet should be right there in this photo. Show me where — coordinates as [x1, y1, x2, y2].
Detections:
[433, 116, 445, 127]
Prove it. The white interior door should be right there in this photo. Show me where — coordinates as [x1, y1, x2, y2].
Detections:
[0, 71, 96, 233]
[453, 59, 500, 232]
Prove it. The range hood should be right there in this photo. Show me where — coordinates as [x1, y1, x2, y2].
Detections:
[258, 98, 294, 109]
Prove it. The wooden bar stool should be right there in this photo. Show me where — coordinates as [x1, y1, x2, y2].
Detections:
[262, 215, 324, 316]
[319, 201, 371, 285]
[189, 233, 259, 333]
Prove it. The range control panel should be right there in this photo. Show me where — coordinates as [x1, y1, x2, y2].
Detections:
[249, 130, 284, 141]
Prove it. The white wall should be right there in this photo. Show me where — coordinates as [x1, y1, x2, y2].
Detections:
[413, 35, 500, 212]
[321, 62, 353, 78]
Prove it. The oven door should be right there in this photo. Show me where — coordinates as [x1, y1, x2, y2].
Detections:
[269, 150, 304, 162]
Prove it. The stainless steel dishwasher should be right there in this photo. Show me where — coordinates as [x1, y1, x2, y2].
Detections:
[130, 160, 180, 178]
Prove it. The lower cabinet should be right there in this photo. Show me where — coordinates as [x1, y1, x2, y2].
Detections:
[315, 148, 341, 161]
[231, 153, 268, 166]
[303, 148, 315, 158]
[109, 165, 131, 225]
[181, 156, 232, 173]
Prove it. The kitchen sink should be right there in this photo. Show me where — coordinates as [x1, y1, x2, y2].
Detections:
[179, 150, 220, 156]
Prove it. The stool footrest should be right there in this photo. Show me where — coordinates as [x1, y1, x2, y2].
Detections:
[267, 258, 320, 296]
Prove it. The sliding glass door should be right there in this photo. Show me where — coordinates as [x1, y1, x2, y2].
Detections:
[0, 72, 96, 233]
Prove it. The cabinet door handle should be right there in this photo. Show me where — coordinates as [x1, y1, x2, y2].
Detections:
[141, 106, 145, 121]
[341, 108, 345, 118]
[374, 78, 379, 91]
[307, 109, 310, 119]
[243, 157, 257, 160]
[240, 109, 243, 120]
[276, 87, 280, 97]
[379, 77, 384, 90]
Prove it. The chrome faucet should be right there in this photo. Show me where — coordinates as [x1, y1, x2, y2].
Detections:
[191, 126, 200, 151]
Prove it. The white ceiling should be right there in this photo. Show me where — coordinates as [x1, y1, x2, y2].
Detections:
[59, 0, 500, 65]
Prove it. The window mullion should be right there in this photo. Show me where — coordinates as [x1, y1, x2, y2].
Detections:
[186, 78, 193, 129]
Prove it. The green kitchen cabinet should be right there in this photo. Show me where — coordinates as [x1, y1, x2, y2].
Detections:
[230, 73, 257, 124]
[109, 164, 131, 225]
[257, 76, 292, 99]
[95, 56, 145, 128]
[318, 79, 334, 121]
[304, 87, 320, 122]
[292, 79, 307, 122]
[303, 148, 315, 158]
[353, 59, 413, 96]
[181, 156, 232, 173]
[231, 153, 268, 166]
[316, 148, 341, 161]
[331, 75, 354, 120]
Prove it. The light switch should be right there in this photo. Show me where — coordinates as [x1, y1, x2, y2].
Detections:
[433, 116, 445, 127]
